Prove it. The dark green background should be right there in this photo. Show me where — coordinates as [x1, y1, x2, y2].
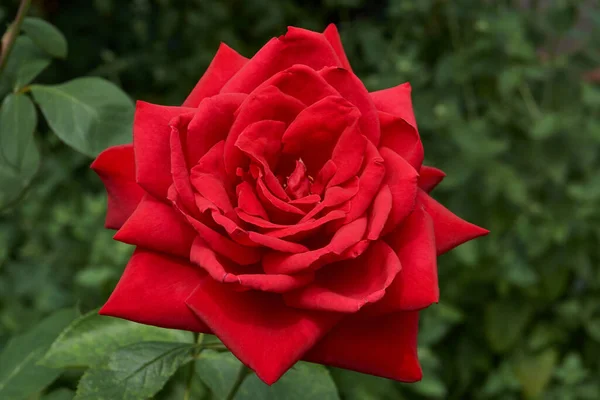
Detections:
[1, 0, 599, 398]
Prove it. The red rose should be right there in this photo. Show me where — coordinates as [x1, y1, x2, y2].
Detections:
[92, 24, 488, 385]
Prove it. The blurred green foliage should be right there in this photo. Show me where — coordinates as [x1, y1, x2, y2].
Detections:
[1, 0, 600, 398]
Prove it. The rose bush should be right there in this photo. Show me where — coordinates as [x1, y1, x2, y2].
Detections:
[91, 24, 488, 385]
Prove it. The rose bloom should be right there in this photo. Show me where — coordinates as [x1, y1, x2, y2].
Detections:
[92, 25, 488, 385]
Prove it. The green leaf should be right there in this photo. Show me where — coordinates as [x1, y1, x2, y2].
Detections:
[485, 301, 534, 353]
[330, 368, 400, 400]
[513, 349, 558, 399]
[233, 362, 340, 400]
[75, 342, 194, 400]
[0, 93, 40, 209]
[40, 309, 193, 368]
[0, 36, 51, 95]
[21, 17, 68, 59]
[195, 350, 244, 400]
[42, 388, 75, 400]
[30, 78, 134, 157]
[0, 308, 77, 400]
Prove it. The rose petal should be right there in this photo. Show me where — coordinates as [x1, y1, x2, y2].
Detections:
[342, 141, 386, 223]
[418, 165, 446, 193]
[221, 26, 342, 94]
[379, 111, 424, 170]
[224, 86, 304, 176]
[322, 24, 352, 71]
[417, 190, 489, 255]
[186, 279, 342, 385]
[184, 214, 262, 265]
[283, 240, 401, 313]
[258, 64, 339, 106]
[326, 121, 366, 188]
[285, 160, 311, 199]
[256, 176, 306, 224]
[263, 216, 367, 275]
[311, 159, 337, 196]
[114, 195, 196, 258]
[302, 177, 359, 222]
[190, 237, 313, 293]
[320, 67, 380, 145]
[366, 184, 393, 240]
[236, 181, 268, 219]
[133, 101, 197, 198]
[235, 120, 288, 200]
[182, 43, 248, 107]
[367, 207, 438, 314]
[186, 93, 246, 166]
[370, 82, 417, 129]
[304, 311, 422, 382]
[91, 144, 145, 229]
[267, 210, 346, 241]
[380, 147, 419, 234]
[282, 95, 360, 174]
[170, 113, 197, 214]
[100, 249, 210, 332]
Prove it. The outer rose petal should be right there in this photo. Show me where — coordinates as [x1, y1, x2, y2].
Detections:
[114, 195, 196, 258]
[322, 24, 352, 71]
[417, 190, 489, 255]
[133, 101, 197, 198]
[418, 165, 446, 193]
[186, 279, 342, 385]
[182, 43, 248, 107]
[221, 26, 342, 94]
[91, 144, 144, 229]
[370, 82, 417, 129]
[304, 311, 422, 382]
[100, 249, 210, 333]
[366, 207, 438, 314]
[283, 240, 401, 313]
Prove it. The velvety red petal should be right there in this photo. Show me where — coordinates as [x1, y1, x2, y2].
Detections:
[302, 177, 359, 222]
[283, 240, 401, 313]
[267, 210, 346, 241]
[186, 93, 246, 166]
[304, 311, 422, 382]
[190, 237, 313, 293]
[282, 95, 361, 174]
[311, 159, 337, 196]
[418, 165, 446, 193]
[380, 147, 419, 234]
[320, 67, 380, 145]
[236, 181, 268, 219]
[100, 249, 210, 332]
[186, 279, 342, 385]
[417, 190, 489, 255]
[367, 207, 438, 314]
[91, 144, 145, 229]
[379, 111, 424, 170]
[262, 216, 367, 275]
[170, 114, 197, 214]
[134, 101, 196, 198]
[258, 64, 339, 106]
[285, 160, 311, 199]
[224, 86, 304, 176]
[367, 184, 392, 240]
[113, 195, 196, 258]
[343, 141, 386, 223]
[322, 24, 352, 71]
[326, 121, 366, 188]
[256, 176, 306, 224]
[184, 214, 262, 265]
[370, 82, 417, 129]
[182, 43, 248, 107]
[190, 141, 235, 214]
[221, 26, 342, 94]
[235, 120, 288, 200]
